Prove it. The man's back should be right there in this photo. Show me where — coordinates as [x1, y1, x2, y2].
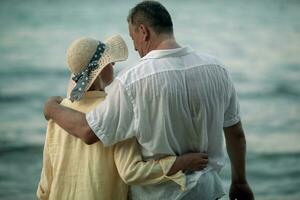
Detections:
[116, 47, 240, 199]
[118, 47, 238, 160]
[86, 47, 240, 199]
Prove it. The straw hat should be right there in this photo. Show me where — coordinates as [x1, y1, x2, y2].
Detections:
[66, 35, 128, 101]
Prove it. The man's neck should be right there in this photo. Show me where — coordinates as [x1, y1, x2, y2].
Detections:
[147, 34, 180, 53]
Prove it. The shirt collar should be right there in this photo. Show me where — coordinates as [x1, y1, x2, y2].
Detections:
[140, 46, 194, 61]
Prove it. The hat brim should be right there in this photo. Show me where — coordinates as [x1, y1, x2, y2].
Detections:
[66, 35, 128, 98]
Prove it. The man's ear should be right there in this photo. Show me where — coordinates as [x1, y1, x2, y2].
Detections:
[139, 24, 150, 41]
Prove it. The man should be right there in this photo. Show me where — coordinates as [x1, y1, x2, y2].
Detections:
[44, 1, 254, 199]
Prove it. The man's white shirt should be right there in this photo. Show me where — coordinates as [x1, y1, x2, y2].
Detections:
[86, 47, 241, 199]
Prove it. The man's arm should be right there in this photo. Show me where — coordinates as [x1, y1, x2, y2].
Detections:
[224, 121, 254, 200]
[44, 96, 99, 145]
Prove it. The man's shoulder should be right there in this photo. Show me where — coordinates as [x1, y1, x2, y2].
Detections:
[193, 51, 224, 67]
[115, 60, 149, 86]
[192, 51, 230, 75]
[115, 51, 228, 86]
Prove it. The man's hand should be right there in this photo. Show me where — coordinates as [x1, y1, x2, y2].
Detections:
[167, 152, 208, 176]
[229, 182, 254, 200]
[43, 96, 99, 144]
[44, 96, 63, 120]
[224, 122, 254, 200]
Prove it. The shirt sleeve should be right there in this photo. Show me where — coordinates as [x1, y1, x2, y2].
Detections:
[114, 138, 186, 191]
[37, 121, 54, 200]
[223, 72, 241, 127]
[86, 79, 136, 146]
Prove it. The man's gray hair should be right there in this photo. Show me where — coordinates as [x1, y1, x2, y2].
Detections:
[127, 1, 173, 34]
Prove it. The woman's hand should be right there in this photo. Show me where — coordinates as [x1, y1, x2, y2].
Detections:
[167, 152, 208, 176]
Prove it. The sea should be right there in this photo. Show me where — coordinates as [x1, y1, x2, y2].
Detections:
[0, 0, 299, 199]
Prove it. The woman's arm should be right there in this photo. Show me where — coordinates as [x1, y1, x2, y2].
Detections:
[37, 121, 54, 200]
[114, 138, 208, 190]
